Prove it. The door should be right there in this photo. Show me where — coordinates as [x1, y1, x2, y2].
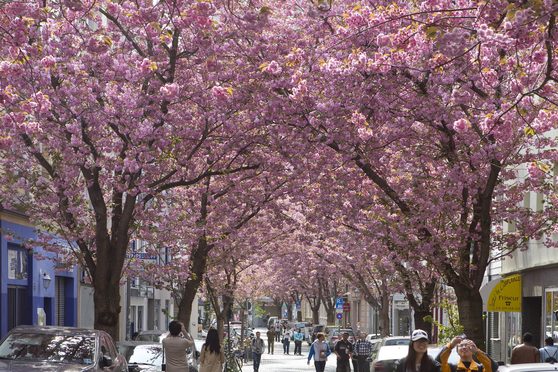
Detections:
[55, 277, 66, 326]
[7, 286, 28, 331]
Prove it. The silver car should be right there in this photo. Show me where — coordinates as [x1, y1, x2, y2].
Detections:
[0, 325, 127, 371]
[497, 363, 558, 371]
[117, 341, 199, 372]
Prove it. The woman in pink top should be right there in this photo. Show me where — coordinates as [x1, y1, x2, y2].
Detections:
[162, 320, 194, 372]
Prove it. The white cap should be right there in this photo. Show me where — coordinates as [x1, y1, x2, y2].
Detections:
[411, 329, 428, 342]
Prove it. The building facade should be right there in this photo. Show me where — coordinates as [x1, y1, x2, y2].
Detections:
[0, 209, 78, 339]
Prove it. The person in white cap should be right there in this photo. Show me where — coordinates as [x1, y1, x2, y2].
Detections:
[396, 329, 440, 372]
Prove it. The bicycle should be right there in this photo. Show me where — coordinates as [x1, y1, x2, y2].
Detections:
[224, 347, 243, 372]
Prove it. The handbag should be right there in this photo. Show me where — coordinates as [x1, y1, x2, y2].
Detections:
[161, 343, 166, 371]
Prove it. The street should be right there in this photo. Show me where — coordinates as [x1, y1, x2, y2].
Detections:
[241, 340, 338, 372]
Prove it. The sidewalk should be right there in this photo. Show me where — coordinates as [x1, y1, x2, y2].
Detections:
[241, 340, 338, 372]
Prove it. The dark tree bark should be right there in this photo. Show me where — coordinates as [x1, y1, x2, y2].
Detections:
[305, 293, 322, 324]
[176, 184, 211, 331]
[319, 278, 338, 325]
[396, 263, 438, 340]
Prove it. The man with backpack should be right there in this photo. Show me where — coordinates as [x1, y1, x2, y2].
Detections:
[539, 337, 558, 363]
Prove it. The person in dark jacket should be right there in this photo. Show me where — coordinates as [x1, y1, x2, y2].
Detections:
[397, 329, 440, 372]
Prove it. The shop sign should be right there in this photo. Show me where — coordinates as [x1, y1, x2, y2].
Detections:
[487, 274, 521, 312]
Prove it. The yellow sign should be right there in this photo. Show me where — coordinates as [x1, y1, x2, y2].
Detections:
[487, 274, 521, 312]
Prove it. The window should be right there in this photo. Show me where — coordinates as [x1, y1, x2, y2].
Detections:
[7, 245, 28, 280]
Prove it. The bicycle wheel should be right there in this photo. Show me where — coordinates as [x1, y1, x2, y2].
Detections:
[224, 358, 242, 372]
[236, 355, 243, 369]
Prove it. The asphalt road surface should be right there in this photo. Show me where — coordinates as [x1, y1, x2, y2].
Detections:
[241, 340, 338, 372]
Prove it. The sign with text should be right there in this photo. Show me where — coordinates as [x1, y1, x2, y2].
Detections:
[487, 274, 521, 312]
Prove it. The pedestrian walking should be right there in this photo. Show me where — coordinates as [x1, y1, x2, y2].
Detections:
[275, 322, 281, 342]
[251, 331, 265, 372]
[353, 332, 374, 372]
[334, 331, 353, 372]
[308, 333, 332, 372]
[511, 332, 539, 364]
[199, 328, 224, 372]
[266, 327, 276, 354]
[436, 336, 495, 372]
[162, 320, 195, 372]
[282, 329, 291, 354]
[294, 328, 304, 355]
[396, 329, 439, 372]
[540, 337, 558, 363]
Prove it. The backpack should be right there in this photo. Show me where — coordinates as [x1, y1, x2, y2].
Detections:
[544, 347, 558, 363]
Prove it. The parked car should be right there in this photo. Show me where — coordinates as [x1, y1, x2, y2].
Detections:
[367, 337, 411, 372]
[327, 328, 356, 348]
[497, 363, 558, 371]
[118, 340, 200, 372]
[311, 325, 330, 342]
[135, 330, 165, 342]
[0, 325, 127, 371]
[369, 344, 408, 372]
[118, 342, 163, 372]
[366, 333, 381, 342]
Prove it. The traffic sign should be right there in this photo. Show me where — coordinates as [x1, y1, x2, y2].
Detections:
[336, 313, 343, 320]
[335, 297, 344, 309]
[343, 303, 350, 312]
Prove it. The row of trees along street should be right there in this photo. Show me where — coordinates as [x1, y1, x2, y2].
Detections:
[2, 0, 558, 350]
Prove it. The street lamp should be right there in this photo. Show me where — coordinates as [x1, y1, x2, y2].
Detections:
[42, 271, 52, 290]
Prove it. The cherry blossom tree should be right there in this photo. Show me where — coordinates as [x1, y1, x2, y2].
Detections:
[255, 0, 558, 348]
[0, 0, 271, 338]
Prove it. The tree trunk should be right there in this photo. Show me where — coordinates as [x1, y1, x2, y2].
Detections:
[312, 308, 320, 324]
[326, 308, 335, 324]
[287, 302, 293, 321]
[400, 273, 437, 340]
[378, 295, 391, 337]
[217, 317, 225, 342]
[414, 308, 433, 338]
[454, 283, 485, 350]
[93, 272, 122, 339]
[176, 236, 210, 332]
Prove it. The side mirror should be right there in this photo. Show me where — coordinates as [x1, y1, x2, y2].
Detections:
[100, 355, 113, 368]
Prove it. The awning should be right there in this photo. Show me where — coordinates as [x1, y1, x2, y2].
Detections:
[480, 274, 521, 312]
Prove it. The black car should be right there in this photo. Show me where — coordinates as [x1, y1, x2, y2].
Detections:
[118, 340, 199, 372]
[0, 325, 127, 371]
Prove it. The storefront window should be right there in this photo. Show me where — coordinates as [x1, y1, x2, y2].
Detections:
[544, 289, 558, 342]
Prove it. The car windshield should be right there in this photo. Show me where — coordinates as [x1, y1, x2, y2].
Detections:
[384, 338, 410, 346]
[377, 345, 409, 360]
[125, 345, 162, 366]
[137, 334, 161, 342]
[0, 332, 95, 365]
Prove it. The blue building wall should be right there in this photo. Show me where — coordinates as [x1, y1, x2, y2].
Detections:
[0, 212, 78, 339]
